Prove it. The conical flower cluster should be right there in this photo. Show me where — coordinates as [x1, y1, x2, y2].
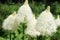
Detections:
[16, 0, 29, 23]
[35, 6, 57, 36]
[16, 0, 40, 37]
[2, 11, 19, 32]
[55, 15, 60, 27]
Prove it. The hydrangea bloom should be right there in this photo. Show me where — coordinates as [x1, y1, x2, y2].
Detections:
[35, 6, 57, 36]
[16, 0, 40, 37]
[2, 11, 19, 32]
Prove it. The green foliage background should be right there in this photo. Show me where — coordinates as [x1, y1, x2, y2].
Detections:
[0, 1, 60, 40]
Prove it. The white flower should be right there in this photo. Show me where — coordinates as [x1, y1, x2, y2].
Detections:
[55, 15, 60, 27]
[16, 0, 29, 23]
[25, 15, 40, 37]
[2, 11, 19, 32]
[35, 6, 57, 36]
[25, 27, 40, 37]
[16, 0, 40, 37]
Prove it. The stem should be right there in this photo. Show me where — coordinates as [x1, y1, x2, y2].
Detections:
[10, 32, 12, 40]
[23, 26, 24, 40]
[28, 36, 33, 40]
[37, 36, 39, 40]
[45, 36, 51, 40]
[34, 37, 37, 40]
[12, 33, 15, 40]
[22, 23, 25, 40]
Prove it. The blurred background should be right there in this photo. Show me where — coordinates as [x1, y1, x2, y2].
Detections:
[0, 0, 60, 40]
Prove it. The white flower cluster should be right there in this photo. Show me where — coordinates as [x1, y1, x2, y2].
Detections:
[25, 15, 40, 37]
[2, 11, 19, 32]
[55, 15, 60, 27]
[35, 6, 57, 36]
[2, 0, 58, 37]
[16, 0, 40, 37]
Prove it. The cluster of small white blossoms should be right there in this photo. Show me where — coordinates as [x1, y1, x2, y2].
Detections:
[16, 0, 40, 37]
[25, 14, 40, 37]
[2, 11, 19, 32]
[55, 15, 60, 27]
[35, 6, 57, 36]
[2, 0, 58, 37]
